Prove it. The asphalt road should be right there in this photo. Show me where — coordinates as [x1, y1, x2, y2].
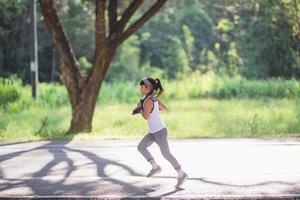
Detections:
[0, 137, 300, 199]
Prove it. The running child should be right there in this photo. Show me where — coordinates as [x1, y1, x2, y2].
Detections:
[132, 77, 188, 188]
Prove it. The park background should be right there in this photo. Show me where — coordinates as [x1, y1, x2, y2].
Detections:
[1, 0, 300, 141]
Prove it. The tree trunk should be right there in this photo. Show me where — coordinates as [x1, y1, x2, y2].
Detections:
[68, 68, 103, 133]
[68, 87, 99, 133]
[69, 99, 94, 133]
[68, 48, 116, 133]
[50, 47, 56, 82]
[39, 0, 167, 133]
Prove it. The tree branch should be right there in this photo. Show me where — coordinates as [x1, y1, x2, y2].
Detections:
[108, 0, 118, 37]
[90, 0, 107, 82]
[90, 0, 107, 85]
[110, 0, 167, 46]
[39, 0, 81, 95]
[95, 0, 106, 46]
[113, 0, 143, 36]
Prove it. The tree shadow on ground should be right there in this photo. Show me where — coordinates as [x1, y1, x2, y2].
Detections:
[0, 141, 33, 147]
[158, 187, 184, 197]
[0, 140, 160, 196]
[154, 175, 297, 188]
[196, 177, 297, 188]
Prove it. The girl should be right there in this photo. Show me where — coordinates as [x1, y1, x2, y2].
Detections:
[136, 77, 188, 188]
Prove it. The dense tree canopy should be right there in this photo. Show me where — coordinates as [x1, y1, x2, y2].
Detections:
[1, 0, 300, 82]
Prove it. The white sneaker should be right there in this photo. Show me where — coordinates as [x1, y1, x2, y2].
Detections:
[146, 165, 161, 177]
[175, 172, 188, 187]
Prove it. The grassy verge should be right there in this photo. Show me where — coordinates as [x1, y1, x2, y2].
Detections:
[1, 98, 300, 141]
[2, 73, 300, 113]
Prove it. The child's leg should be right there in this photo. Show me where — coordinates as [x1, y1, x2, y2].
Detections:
[137, 132, 155, 162]
[154, 128, 188, 187]
[138, 133, 162, 177]
[153, 128, 181, 170]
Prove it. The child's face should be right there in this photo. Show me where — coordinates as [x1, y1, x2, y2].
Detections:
[140, 85, 151, 96]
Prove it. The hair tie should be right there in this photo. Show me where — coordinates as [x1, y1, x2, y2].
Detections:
[142, 77, 153, 89]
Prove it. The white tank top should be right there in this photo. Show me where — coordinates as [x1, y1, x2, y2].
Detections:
[143, 96, 166, 133]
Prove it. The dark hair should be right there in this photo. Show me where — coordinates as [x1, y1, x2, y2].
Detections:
[139, 77, 164, 97]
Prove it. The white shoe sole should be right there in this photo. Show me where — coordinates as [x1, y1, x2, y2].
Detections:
[175, 174, 188, 188]
[147, 168, 161, 177]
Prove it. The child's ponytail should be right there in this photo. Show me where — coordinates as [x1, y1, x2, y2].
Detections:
[153, 78, 164, 97]
[140, 77, 164, 97]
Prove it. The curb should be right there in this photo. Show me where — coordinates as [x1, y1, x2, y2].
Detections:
[1, 195, 300, 200]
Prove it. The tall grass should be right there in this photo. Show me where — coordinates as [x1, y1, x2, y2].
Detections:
[1, 73, 300, 141]
[1, 99, 299, 141]
[1, 72, 300, 113]
[165, 71, 300, 99]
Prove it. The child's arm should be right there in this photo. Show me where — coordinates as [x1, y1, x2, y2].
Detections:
[158, 100, 169, 112]
[140, 98, 153, 120]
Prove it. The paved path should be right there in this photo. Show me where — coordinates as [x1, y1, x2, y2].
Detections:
[0, 138, 300, 199]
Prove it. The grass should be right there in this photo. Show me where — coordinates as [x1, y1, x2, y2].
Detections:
[2, 73, 300, 113]
[1, 98, 300, 142]
[1, 74, 300, 141]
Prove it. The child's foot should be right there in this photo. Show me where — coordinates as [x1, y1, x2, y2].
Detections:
[147, 165, 161, 177]
[175, 171, 188, 188]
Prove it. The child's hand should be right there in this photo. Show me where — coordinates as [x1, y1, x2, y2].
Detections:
[132, 106, 142, 115]
[132, 99, 144, 115]
[138, 99, 144, 107]
[158, 100, 169, 112]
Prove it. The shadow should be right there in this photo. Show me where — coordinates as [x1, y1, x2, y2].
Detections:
[0, 141, 34, 147]
[0, 167, 3, 178]
[154, 175, 297, 188]
[254, 137, 300, 142]
[120, 187, 184, 199]
[122, 187, 157, 198]
[158, 187, 184, 197]
[0, 142, 50, 163]
[254, 143, 300, 146]
[66, 146, 142, 177]
[0, 140, 157, 196]
[193, 177, 296, 188]
[283, 186, 300, 194]
[32, 142, 76, 181]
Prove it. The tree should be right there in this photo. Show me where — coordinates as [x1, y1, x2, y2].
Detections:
[107, 35, 142, 81]
[0, 1, 29, 79]
[39, 0, 167, 133]
[239, 0, 300, 78]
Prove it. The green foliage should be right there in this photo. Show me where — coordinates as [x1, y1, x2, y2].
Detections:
[143, 35, 189, 78]
[0, 76, 21, 107]
[0, 0, 29, 79]
[78, 56, 92, 74]
[99, 80, 139, 104]
[239, 0, 300, 78]
[2, 74, 300, 114]
[107, 35, 142, 81]
[141, 65, 165, 80]
[138, 11, 190, 79]
[175, 5, 214, 68]
[182, 25, 195, 69]
[1, 99, 300, 141]
[164, 71, 300, 100]
[39, 83, 69, 107]
[2, 0, 300, 81]
[1, 75, 300, 140]
[58, 0, 95, 62]
[0, 76, 69, 113]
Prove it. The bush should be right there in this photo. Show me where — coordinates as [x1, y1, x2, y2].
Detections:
[0, 76, 21, 107]
[39, 83, 68, 107]
[166, 71, 300, 100]
[2, 72, 300, 114]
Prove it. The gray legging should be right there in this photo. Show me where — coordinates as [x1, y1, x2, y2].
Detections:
[137, 127, 181, 170]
